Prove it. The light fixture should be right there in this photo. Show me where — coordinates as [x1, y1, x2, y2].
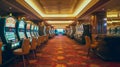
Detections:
[46, 21, 74, 24]
[107, 11, 119, 17]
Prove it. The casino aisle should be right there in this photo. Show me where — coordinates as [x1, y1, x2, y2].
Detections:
[9, 35, 120, 67]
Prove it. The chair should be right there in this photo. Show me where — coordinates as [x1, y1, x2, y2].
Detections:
[30, 37, 37, 58]
[13, 39, 30, 67]
[0, 42, 2, 65]
[91, 34, 99, 44]
[41, 36, 45, 43]
[91, 34, 97, 43]
[43, 35, 46, 43]
[46, 34, 49, 41]
[85, 36, 98, 57]
[37, 36, 42, 47]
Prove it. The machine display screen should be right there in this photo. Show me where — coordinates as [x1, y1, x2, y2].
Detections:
[26, 32, 31, 38]
[5, 17, 16, 27]
[44, 26, 46, 35]
[77, 24, 83, 34]
[19, 32, 25, 39]
[5, 17, 16, 43]
[36, 27, 38, 31]
[33, 26, 37, 36]
[36, 26, 39, 36]
[31, 25, 34, 37]
[31, 25, 34, 30]
[19, 21, 25, 28]
[5, 32, 15, 41]
[26, 24, 31, 37]
[34, 26, 37, 31]
[27, 24, 30, 29]
[19, 21, 25, 39]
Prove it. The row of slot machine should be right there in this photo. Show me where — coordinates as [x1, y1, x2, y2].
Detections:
[66, 23, 91, 44]
[0, 15, 39, 64]
[49, 27, 56, 37]
[107, 26, 120, 35]
[66, 26, 75, 38]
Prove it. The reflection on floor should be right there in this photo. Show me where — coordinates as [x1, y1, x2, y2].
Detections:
[8, 35, 120, 67]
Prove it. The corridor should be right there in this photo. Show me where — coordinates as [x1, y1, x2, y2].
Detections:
[9, 35, 120, 67]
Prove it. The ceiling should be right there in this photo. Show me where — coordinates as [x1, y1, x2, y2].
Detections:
[0, 0, 42, 23]
[103, 0, 120, 23]
[103, 0, 120, 11]
[17, 0, 99, 20]
[46, 21, 74, 29]
[38, 0, 78, 14]
[16, 0, 100, 28]
[92, 0, 120, 19]
[0, 0, 111, 29]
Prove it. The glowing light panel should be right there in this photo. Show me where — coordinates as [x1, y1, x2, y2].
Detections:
[24, 0, 93, 17]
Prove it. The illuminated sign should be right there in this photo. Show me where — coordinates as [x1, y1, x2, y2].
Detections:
[27, 24, 30, 29]
[6, 17, 16, 27]
[19, 21, 25, 28]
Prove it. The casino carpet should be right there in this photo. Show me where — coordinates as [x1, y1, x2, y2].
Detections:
[8, 35, 120, 67]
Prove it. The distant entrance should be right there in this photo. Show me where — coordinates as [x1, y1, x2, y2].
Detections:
[55, 29, 65, 35]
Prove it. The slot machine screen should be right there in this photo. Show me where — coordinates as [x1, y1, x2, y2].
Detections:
[33, 26, 37, 36]
[31, 25, 34, 36]
[19, 21, 25, 39]
[5, 17, 16, 43]
[44, 26, 46, 35]
[78, 24, 83, 34]
[26, 24, 31, 38]
[36, 26, 38, 31]
[36, 26, 39, 36]
[34, 26, 37, 31]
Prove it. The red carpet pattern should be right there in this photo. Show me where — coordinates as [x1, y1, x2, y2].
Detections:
[9, 35, 120, 67]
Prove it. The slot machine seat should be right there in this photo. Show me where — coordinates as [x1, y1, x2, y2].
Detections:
[44, 34, 49, 42]
[13, 39, 30, 67]
[30, 37, 37, 50]
[30, 37, 37, 58]
[91, 34, 97, 43]
[46, 34, 49, 41]
[37, 36, 42, 47]
[41, 36, 45, 43]
[85, 36, 98, 57]
[42, 35, 45, 43]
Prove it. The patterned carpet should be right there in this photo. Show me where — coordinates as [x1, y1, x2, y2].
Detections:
[8, 35, 120, 67]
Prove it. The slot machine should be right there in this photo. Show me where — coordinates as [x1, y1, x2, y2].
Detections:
[51, 27, 55, 37]
[49, 27, 52, 37]
[30, 24, 35, 37]
[43, 26, 47, 35]
[36, 26, 40, 37]
[16, 19, 26, 44]
[50, 28, 54, 36]
[0, 16, 20, 49]
[116, 26, 120, 34]
[75, 24, 91, 44]
[33, 25, 39, 38]
[107, 27, 111, 34]
[111, 26, 117, 34]
[25, 23, 32, 42]
[0, 15, 20, 63]
[33, 25, 37, 38]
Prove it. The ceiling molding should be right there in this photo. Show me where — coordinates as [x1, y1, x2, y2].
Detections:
[16, 0, 43, 19]
[16, 0, 99, 20]
[79, 0, 110, 18]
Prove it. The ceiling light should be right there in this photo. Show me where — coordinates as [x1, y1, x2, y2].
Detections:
[46, 21, 74, 24]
